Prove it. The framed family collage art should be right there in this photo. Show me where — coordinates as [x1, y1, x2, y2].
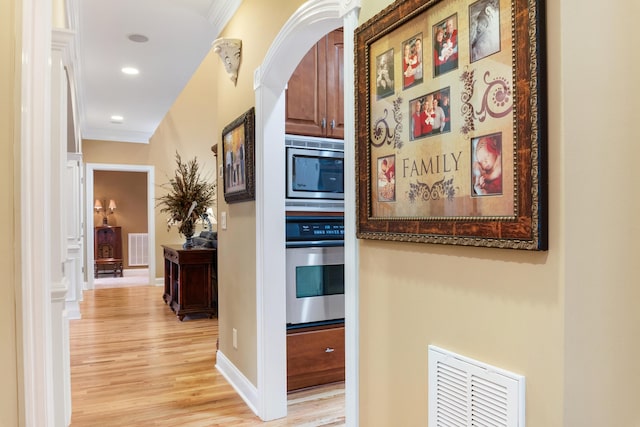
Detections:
[355, 0, 547, 250]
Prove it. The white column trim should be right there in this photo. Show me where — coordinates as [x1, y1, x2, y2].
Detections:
[20, 0, 55, 424]
[342, 6, 360, 427]
[50, 278, 71, 426]
[65, 158, 84, 320]
[51, 25, 74, 426]
[254, 85, 287, 421]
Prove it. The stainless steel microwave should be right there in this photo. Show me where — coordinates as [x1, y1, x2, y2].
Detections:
[286, 146, 344, 200]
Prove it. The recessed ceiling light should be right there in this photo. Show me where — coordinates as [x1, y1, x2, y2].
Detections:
[110, 115, 124, 123]
[121, 67, 139, 75]
[127, 34, 149, 43]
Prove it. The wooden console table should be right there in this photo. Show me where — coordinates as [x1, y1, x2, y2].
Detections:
[162, 245, 216, 321]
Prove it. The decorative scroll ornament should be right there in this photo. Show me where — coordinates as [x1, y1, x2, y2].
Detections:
[212, 38, 242, 85]
[460, 67, 513, 136]
[371, 96, 404, 150]
[407, 176, 458, 203]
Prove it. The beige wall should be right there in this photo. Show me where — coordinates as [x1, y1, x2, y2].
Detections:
[93, 170, 148, 269]
[52, 0, 66, 28]
[208, 0, 304, 385]
[1, 0, 19, 424]
[357, 1, 640, 427]
[561, 0, 640, 424]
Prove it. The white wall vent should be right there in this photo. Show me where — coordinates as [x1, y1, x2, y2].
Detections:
[128, 233, 148, 266]
[428, 345, 525, 427]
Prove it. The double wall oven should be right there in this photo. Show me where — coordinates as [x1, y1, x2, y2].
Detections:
[285, 216, 345, 326]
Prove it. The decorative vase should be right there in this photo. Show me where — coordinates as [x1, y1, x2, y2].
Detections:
[180, 219, 195, 249]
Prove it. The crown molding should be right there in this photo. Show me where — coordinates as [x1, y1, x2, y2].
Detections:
[207, 0, 242, 36]
[81, 127, 151, 144]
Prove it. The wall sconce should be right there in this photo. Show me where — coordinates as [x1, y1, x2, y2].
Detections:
[95, 199, 117, 225]
[212, 38, 242, 85]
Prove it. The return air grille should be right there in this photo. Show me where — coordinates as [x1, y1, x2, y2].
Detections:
[428, 345, 525, 427]
[128, 233, 148, 266]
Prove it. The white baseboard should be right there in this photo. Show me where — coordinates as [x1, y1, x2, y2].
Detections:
[155, 277, 164, 286]
[122, 268, 148, 277]
[215, 350, 259, 416]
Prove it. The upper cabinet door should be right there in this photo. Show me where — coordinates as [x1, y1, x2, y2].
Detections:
[285, 29, 344, 139]
[325, 28, 344, 139]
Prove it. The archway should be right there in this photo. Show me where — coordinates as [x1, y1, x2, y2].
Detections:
[253, 0, 360, 421]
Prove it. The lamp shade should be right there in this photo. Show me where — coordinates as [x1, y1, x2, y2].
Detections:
[108, 199, 117, 211]
[94, 199, 103, 211]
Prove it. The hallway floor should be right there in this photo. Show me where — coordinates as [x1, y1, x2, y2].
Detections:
[69, 285, 345, 426]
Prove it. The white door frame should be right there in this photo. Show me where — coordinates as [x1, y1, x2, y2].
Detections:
[85, 163, 156, 290]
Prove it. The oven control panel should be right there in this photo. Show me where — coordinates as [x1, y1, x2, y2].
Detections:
[286, 216, 344, 242]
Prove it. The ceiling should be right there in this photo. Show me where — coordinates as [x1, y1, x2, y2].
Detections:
[76, 0, 241, 143]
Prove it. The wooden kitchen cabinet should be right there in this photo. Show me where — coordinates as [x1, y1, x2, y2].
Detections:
[287, 322, 345, 391]
[285, 28, 344, 139]
[162, 245, 216, 321]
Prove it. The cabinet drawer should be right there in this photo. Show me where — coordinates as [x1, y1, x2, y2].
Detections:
[287, 325, 344, 391]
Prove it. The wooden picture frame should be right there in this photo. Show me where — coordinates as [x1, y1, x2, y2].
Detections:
[222, 107, 255, 203]
[355, 0, 547, 250]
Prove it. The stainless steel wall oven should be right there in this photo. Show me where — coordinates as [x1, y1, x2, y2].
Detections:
[285, 216, 345, 325]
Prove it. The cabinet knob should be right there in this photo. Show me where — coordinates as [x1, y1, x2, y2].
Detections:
[321, 118, 326, 129]
[325, 347, 335, 353]
[330, 119, 335, 130]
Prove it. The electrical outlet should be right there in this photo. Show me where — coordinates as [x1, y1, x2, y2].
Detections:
[232, 328, 238, 349]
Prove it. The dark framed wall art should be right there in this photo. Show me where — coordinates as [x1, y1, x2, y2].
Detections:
[222, 107, 255, 203]
[355, 0, 547, 250]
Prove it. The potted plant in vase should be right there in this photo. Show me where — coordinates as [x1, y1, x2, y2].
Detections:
[157, 152, 217, 248]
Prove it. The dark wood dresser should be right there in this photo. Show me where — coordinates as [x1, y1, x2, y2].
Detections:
[162, 245, 216, 320]
[94, 226, 123, 277]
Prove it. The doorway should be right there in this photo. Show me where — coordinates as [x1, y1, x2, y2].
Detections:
[85, 163, 156, 291]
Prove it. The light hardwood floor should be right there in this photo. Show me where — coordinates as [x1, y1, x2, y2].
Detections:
[70, 285, 345, 426]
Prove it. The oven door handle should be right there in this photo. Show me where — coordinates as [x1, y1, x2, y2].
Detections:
[286, 240, 344, 249]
